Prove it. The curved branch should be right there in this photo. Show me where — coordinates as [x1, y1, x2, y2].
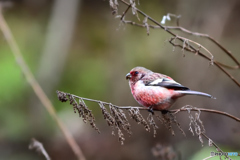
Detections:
[166, 26, 240, 68]
[169, 107, 240, 122]
[169, 37, 240, 87]
[119, 0, 240, 87]
[200, 133, 230, 159]
[121, 20, 239, 70]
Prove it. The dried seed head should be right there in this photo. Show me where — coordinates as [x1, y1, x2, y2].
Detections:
[99, 103, 115, 127]
[147, 113, 158, 137]
[159, 113, 175, 136]
[65, 95, 100, 133]
[117, 127, 125, 145]
[183, 106, 205, 145]
[110, 105, 132, 137]
[128, 108, 150, 132]
[56, 90, 68, 102]
[109, 0, 118, 15]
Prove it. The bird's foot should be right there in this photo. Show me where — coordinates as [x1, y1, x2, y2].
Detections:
[148, 107, 154, 115]
[161, 110, 169, 115]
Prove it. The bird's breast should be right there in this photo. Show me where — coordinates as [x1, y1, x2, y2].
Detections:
[131, 81, 175, 108]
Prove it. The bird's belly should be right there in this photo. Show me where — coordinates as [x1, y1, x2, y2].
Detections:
[133, 85, 175, 110]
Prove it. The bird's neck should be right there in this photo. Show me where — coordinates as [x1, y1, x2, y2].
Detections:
[129, 81, 136, 95]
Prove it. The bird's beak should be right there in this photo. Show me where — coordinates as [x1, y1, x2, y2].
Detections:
[126, 73, 131, 80]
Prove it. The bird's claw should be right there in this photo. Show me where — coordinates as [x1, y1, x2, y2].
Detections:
[148, 107, 154, 115]
[161, 110, 169, 114]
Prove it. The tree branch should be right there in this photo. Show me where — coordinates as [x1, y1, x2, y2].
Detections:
[165, 26, 240, 68]
[118, 0, 240, 87]
[201, 133, 231, 160]
[170, 107, 240, 122]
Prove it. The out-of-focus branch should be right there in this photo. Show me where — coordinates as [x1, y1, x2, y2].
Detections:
[29, 138, 51, 160]
[0, 5, 85, 160]
[37, 0, 80, 94]
[28, 0, 81, 136]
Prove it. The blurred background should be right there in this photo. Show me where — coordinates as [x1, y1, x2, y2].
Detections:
[0, 0, 240, 159]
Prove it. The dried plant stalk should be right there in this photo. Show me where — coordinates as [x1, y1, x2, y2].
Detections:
[57, 90, 236, 159]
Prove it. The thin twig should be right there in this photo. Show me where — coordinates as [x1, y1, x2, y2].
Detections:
[118, 0, 240, 87]
[169, 38, 240, 87]
[165, 26, 240, 68]
[121, 20, 239, 70]
[120, 3, 131, 20]
[175, 36, 214, 64]
[201, 133, 231, 160]
[0, 5, 85, 160]
[121, 19, 239, 70]
[120, 9, 240, 69]
[170, 107, 240, 122]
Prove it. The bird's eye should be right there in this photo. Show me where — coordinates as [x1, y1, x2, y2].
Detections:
[135, 71, 139, 75]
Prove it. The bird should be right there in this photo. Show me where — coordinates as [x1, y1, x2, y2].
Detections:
[126, 66, 215, 112]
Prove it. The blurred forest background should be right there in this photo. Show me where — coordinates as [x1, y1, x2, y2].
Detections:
[0, 0, 240, 159]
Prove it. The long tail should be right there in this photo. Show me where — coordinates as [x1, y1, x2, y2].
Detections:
[176, 90, 216, 99]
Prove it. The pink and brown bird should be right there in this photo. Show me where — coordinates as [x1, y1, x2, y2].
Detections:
[126, 67, 215, 112]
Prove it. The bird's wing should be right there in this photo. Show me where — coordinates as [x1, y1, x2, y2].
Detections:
[144, 74, 189, 90]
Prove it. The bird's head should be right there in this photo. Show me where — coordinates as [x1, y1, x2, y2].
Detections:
[126, 67, 151, 83]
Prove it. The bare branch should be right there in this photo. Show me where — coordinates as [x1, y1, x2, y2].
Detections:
[120, 19, 239, 70]
[173, 36, 214, 65]
[165, 26, 240, 69]
[120, 3, 131, 20]
[201, 133, 232, 160]
[117, 0, 240, 87]
[170, 106, 240, 122]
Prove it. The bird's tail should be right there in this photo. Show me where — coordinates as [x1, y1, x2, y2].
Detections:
[176, 90, 216, 99]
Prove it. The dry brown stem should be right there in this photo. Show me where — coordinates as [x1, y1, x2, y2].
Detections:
[57, 90, 239, 159]
[0, 4, 85, 160]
